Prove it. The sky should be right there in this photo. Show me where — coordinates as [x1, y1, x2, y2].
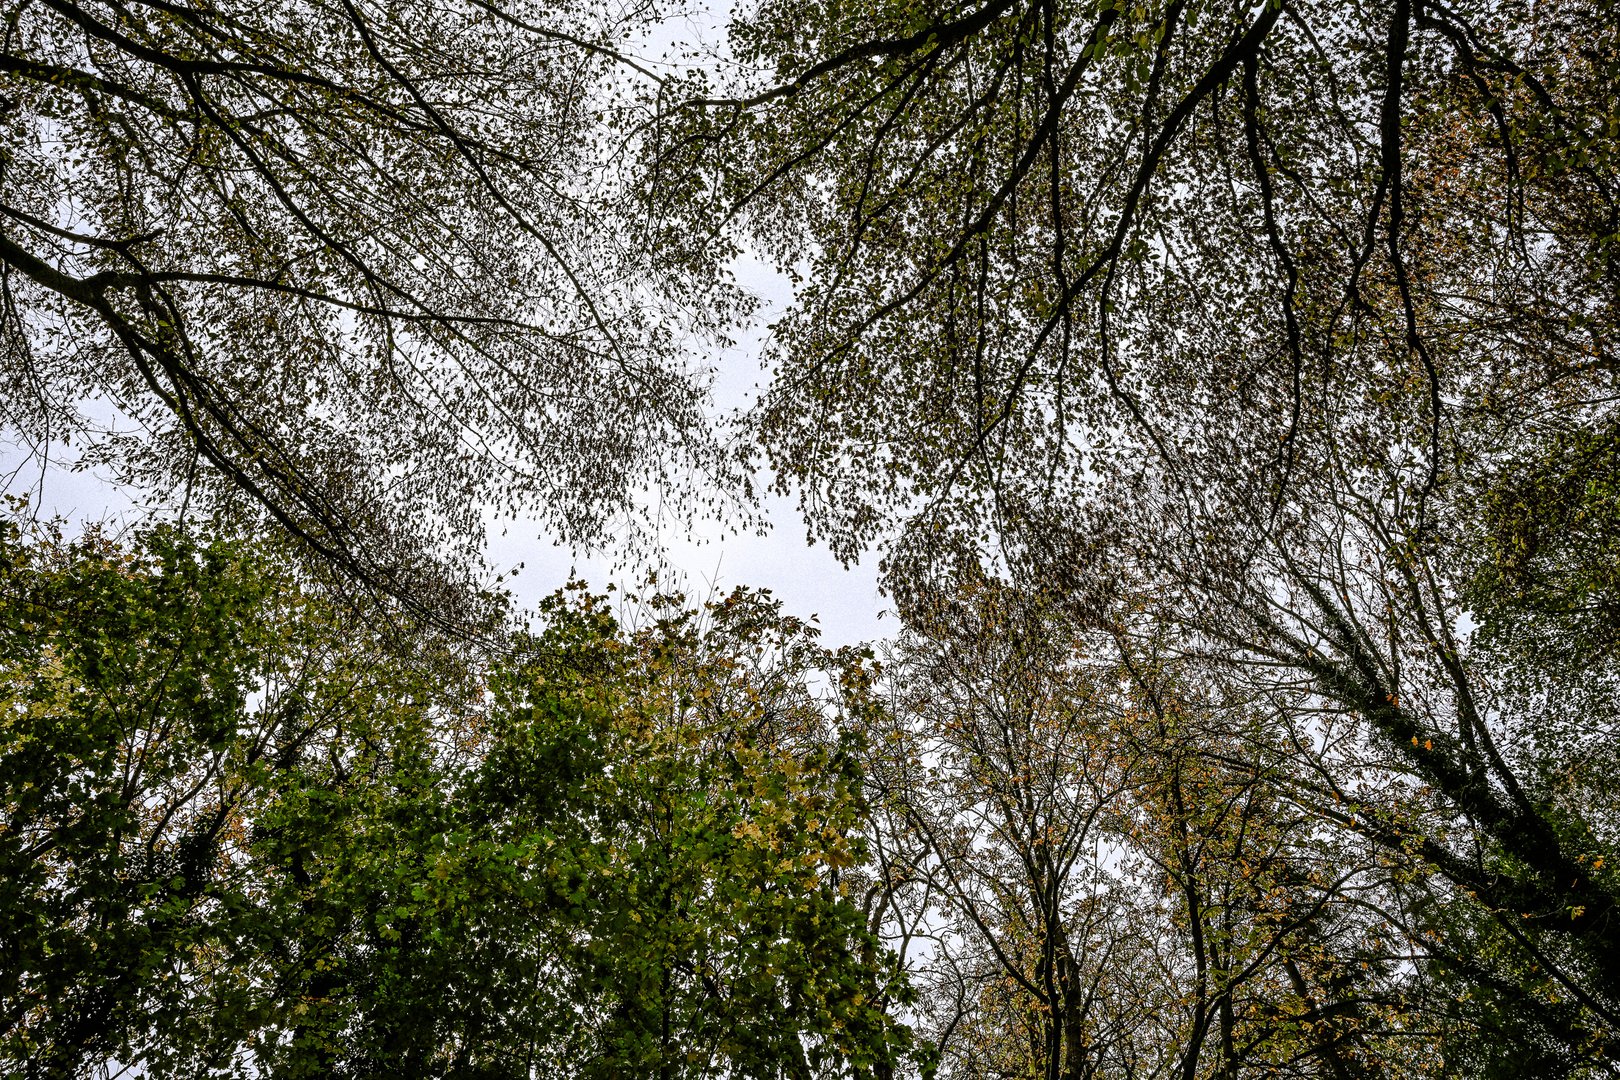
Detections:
[488, 250, 890, 648]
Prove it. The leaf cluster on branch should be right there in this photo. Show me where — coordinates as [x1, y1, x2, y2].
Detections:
[0, 0, 748, 620]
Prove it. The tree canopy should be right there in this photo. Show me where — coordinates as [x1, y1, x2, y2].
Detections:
[4, 0, 1620, 1075]
[0, 0, 746, 612]
[0, 517, 913, 1077]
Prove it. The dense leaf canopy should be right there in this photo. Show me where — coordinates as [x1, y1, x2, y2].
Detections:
[0, 519, 912, 1077]
[4, 0, 1619, 1075]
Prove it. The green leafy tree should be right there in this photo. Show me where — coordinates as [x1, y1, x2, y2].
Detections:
[0, 514, 915, 1077]
[0, 508, 467, 1076]
[468, 585, 916, 1079]
[231, 584, 920, 1078]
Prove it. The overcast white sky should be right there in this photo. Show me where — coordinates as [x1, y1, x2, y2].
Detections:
[492, 251, 890, 647]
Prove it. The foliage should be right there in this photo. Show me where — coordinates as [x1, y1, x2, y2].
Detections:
[650, 0, 1620, 1072]
[7, 0, 1620, 1072]
[0, 0, 746, 613]
[0, 518, 914, 1078]
[1470, 420, 1620, 666]
[467, 585, 915, 1078]
[0, 512, 274, 1073]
